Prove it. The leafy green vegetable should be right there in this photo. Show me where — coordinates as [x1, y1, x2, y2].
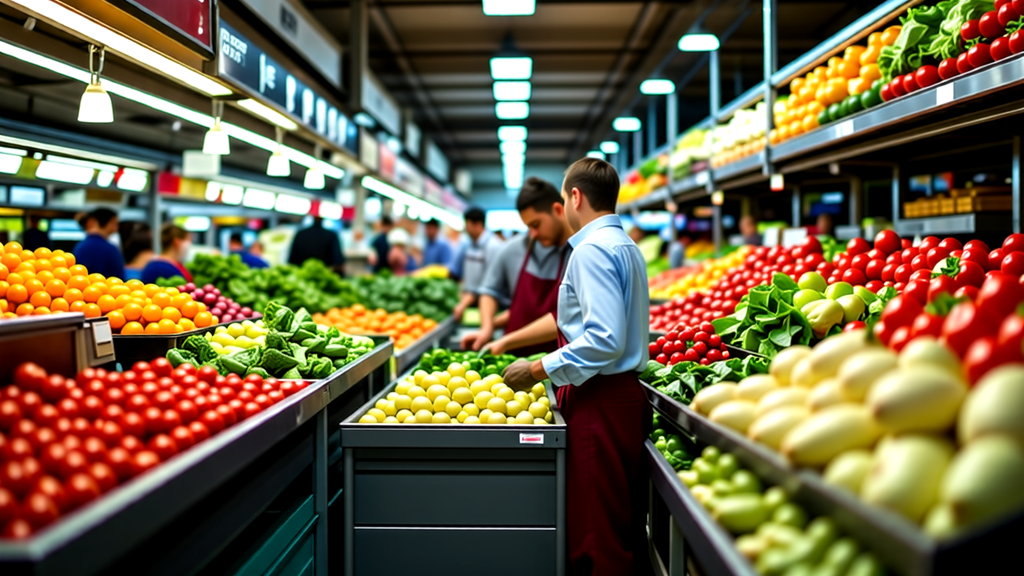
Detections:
[712, 273, 813, 359]
[351, 273, 460, 322]
[641, 356, 770, 405]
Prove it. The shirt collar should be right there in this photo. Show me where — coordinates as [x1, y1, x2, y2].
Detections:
[568, 214, 622, 249]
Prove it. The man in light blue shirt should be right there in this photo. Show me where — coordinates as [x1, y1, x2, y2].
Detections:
[421, 218, 453, 267]
[502, 158, 651, 575]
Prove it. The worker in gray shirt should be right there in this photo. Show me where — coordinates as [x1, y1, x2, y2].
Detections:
[461, 178, 572, 355]
[452, 207, 505, 321]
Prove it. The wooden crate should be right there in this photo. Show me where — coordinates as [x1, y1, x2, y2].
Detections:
[955, 194, 1013, 213]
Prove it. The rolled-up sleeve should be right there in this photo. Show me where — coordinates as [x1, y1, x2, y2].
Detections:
[542, 245, 626, 387]
[477, 248, 510, 302]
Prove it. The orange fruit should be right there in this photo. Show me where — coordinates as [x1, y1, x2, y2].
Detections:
[121, 321, 144, 335]
[197, 302, 208, 314]
[106, 310, 126, 330]
[44, 279, 66, 298]
[6, 273, 23, 286]
[50, 298, 69, 312]
[151, 291, 171, 308]
[63, 252, 75, 267]
[83, 285, 104, 303]
[52, 267, 71, 283]
[97, 295, 117, 313]
[162, 306, 182, 323]
[69, 265, 87, 277]
[49, 255, 67, 269]
[194, 311, 213, 328]
[125, 279, 144, 290]
[0, 263, 7, 281]
[1, 253, 21, 271]
[142, 304, 163, 323]
[68, 275, 90, 291]
[15, 303, 34, 316]
[114, 294, 133, 308]
[7, 284, 28, 304]
[157, 318, 178, 334]
[33, 259, 52, 272]
[165, 287, 179, 295]
[143, 284, 160, 297]
[35, 270, 54, 285]
[32, 306, 50, 316]
[87, 273, 105, 284]
[181, 300, 199, 319]
[178, 318, 196, 331]
[0, 299, 6, 313]
[14, 261, 34, 274]
[23, 278, 43, 295]
[4, 241, 22, 253]
[33, 247, 51, 259]
[170, 293, 189, 308]
[108, 285, 130, 297]
[144, 322, 162, 334]
[106, 277, 123, 286]
[69, 300, 87, 313]
[82, 303, 102, 318]
[29, 291, 51, 308]
[122, 302, 143, 321]
[130, 289, 148, 300]
[64, 288, 84, 303]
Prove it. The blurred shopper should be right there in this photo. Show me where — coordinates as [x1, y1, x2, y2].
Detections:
[122, 224, 154, 281]
[141, 223, 193, 284]
[288, 217, 345, 274]
[627, 223, 645, 244]
[461, 177, 571, 353]
[368, 216, 394, 273]
[815, 212, 835, 237]
[740, 215, 763, 246]
[73, 208, 125, 279]
[385, 228, 416, 276]
[422, 218, 453, 267]
[229, 232, 269, 268]
[447, 227, 468, 281]
[22, 214, 50, 251]
[452, 207, 504, 321]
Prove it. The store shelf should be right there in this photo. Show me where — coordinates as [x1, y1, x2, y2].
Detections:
[773, 54, 1024, 166]
[392, 316, 457, 375]
[894, 213, 1012, 237]
[0, 337, 393, 575]
[712, 153, 766, 187]
[717, 82, 765, 122]
[646, 440, 758, 576]
[617, 187, 671, 214]
[671, 171, 710, 198]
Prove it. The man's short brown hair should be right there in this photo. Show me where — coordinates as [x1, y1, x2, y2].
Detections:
[563, 157, 620, 212]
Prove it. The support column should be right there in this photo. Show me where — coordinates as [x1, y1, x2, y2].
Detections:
[349, 0, 369, 112]
[633, 130, 643, 168]
[791, 185, 801, 227]
[1013, 136, 1021, 234]
[314, 410, 328, 576]
[849, 175, 862, 231]
[709, 50, 721, 253]
[148, 183, 161, 253]
[891, 165, 902, 234]
[647, 102, 657, 154]
[763, 0, 777, 174]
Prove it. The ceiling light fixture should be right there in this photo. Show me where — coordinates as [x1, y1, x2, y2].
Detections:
[236, 99, 299, 131]
[678, 33, 720, 52]
[0, 154, 22, 174]
[361, 176, 464, 231]
[640, 79, 676, 95]
[115, 168, 149, 191]
[497, 126, 527, 141]
[482, 0, 536, 16]
[613, 117, 641, 132]
[35, 160, 94, 184]
[78, 45, 112, 123]
[495, 102, 529, 120]
[586, 151, 606, 160]
[600, 141, 620, 154]
[304, 145, 326, 190]
[319, 201, 342, 220]
[275, 194, 312, 215]
[5, 0, 230, 97]
[267, 128, 291, 178]
[493, 81, 531, 101]
[243, 188, 276, 210]
[502, 152, 525, 165]
[500, 140, 526, 154]
[203, 100, 230, 155]
[353, 112, 376, 128]
[490, 57, 533, 80]
[221, 184, 244, 205]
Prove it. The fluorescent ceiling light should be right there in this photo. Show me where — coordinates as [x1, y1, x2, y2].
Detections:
[493, 81, 531, 101]
[496, 102, 529, 120]
[504, 173, 523, 189]
[182, 216, 211, 232]
[35, 160, 94, 184]
[406, 204, 420, 220]
[303, 165, 326, 190]
[0, 39, 343, 181]
[0, 147, 27, 156]
[236, 99, 300, 131]
[586, 151, 606, 160]
[640, 79, 676, 95]
[0, 153, 23, 174]
[266, 148, 291, 177]
[386, 136, 402, 154]
[116, 168, 149, 192]
[600, 141, 620, 154]
[319, 201, 342, 220]
[5, 0, 230, 97]
[500, 140, 526, 154]
[275, 194, 312, 215]
[78, 79, 113, 123]
[613, 117, 641, 132]
[502, 152, 525, 165]
[46, 155, 117, 172]
[243, 188, 276, 210]
[361, 175, 465, 231]
[353, 112, 376, 128]
[678, 33, 720, 52]
[205, 181, 221, 202]
[221, 185, 244, 205]
[203, 121, 230, 155]
[497, 126, 527, 141]
[490, 57, 532, 80]
[483, 0, 536, 16]
[95, 170, 114, 187]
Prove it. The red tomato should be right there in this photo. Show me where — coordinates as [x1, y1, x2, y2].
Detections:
[1, 460, 31, 497]
[117, 412, 145, 438]
[926, 247, 952, 268]
[942, 301, 996, 357]
[188, 421, 211, 444]
[57, 398, 79, 420]
[962, 18, 982, 40]
[254, 394, 273, 410]
[976, 273, 1024, 319]
[991, 35, 1013, 60]
[849, 254, 870, 271]
[1004, 251, 1024, 277]
[244, 374, 263, 386]
[34, 404, 60, 428]
[150, 357, 172, 377]
[175, 399, 198, 424]
[170, 426, 195, 451]
[39, 375, 67, 403]
[140, 382, 159, 397]
[865, 260, 885, 280]
[267, 390, 285, 404]
[216, 403, 238, 427]
[842, 268, 868, 286]
[0, 487, 17, 525]
[161, 410, 182, 433]
[957, 52, 974, 73]
[956, 261, 987, 288]
[890, 326, 913, 352]
[58, 449, 89, 480]
[21, 491, 59, 528]
[61, 472, 99, 511]
[979, 11, 1003, 38]
[880, 82, 893, 101]
[881, 295, 924, 330]
[197, 366, 219, 384]
[843, 321, 867, 333]
[200, 410, 225, 434]
[968, 43, 993, 68]
[889, 77, 907, 98]
[955, 285, 980, 300]
[964, 336, 1013, 385]
[243, 402, 262, 419]
[88, 462, 118, 492]
[846, 238, 870, 256]
[902, 72, 919, 93]
[97, 420, 123, 447]
[33, 475, 68, 512]
[147, 434, 178, 461]
[937, 57, 959, 80]
[998, 3, 1020, 26]
[14, 363, 48, 393]
[904, 279, 930, 305]
[40, 443, 66, 475]
[873, 230, 901, 255]
[960, 248, 989, 269]
[865, 280, 884, 292]
[105, 447, 134, 479]
[130, 450, 161, 477]
[81, 436, 107, 463]
[996, 312, 1024, 361]
[80, 396, 104, 420]
[1010, 29, 1024, 53]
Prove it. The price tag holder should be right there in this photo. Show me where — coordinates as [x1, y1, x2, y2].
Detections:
[834, 120, 855, 139]
[519, 433, 545, 445]
[936, 83, 956, 106]
[695, 171, 709, 185]
[91, 318, 114, 358]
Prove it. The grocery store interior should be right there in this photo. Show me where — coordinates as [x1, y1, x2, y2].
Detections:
[1, 0, 1023, 574]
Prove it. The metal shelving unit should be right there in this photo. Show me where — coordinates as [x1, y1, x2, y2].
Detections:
[0, 336, 394, 576]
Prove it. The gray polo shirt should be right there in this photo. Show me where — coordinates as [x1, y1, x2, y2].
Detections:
[461, 229, 505, 296]
[479, 235, 570, 307]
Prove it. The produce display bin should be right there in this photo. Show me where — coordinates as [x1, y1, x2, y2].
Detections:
[0, 313, 115, 378]
[0, 336, 393, 576]
[340, 373, 567, 576]
[642, 383, 1024, 576]
[110, 314, 263, 364]
[391, 316, 457, 375]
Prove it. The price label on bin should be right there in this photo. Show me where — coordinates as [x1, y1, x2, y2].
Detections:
[519, 433, 544, 445]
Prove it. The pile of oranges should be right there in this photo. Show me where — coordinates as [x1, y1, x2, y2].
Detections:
[0, 242, 217, 334]
[312, 304, 437, 350]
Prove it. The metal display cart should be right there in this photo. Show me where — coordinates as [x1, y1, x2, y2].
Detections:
[0, 313, 115, 378]
[0, 335, 393, 576]
[642, 382, 1024, 576]
[340, 373, 567, 576]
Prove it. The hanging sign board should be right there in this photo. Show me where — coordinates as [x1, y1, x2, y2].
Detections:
[236, 0, 343, 88]
[378, 142, 396, 181]
[107, 0, 215, 56]
[360, 70, 402, 136]
[217, 22, 357, 155]
[394, 158, 424, 198]
[424, 139, 449, 183]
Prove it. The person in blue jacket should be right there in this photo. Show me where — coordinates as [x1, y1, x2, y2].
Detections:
[141, 223, 193, 284]
[228, 232, 269, 268]
[72, 208, 125, 279]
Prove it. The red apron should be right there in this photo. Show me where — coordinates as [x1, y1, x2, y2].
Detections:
[554, 323, 652, 576]
[503, 241, 566, 357]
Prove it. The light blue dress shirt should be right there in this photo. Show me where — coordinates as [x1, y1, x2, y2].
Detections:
[542, 215, 650, 387]
[423, 238, 454, 267]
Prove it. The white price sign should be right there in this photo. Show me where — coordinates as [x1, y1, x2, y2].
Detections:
[834, 120, 855, 139]
[936, 83, 956, 106]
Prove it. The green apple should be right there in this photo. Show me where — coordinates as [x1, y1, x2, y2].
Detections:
[798, 271, 827, 292]
[825, 282, 854, 300]
[794, 289, 824, 310]
[853, 286, 878, 305]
